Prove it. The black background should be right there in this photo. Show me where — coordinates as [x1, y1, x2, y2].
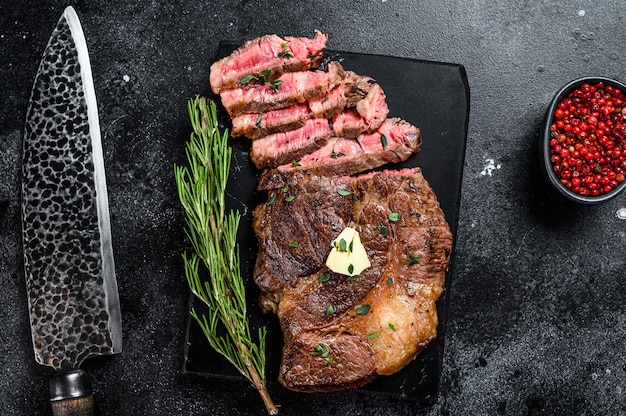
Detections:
[1, 2, 626, 415]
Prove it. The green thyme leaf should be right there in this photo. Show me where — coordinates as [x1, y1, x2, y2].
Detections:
[325, 304, 334, 316]
[381, 133, 388, 149]
[285, 195, 295, 202]
[379, 225, 389, 237]
[268, 193, 277, 205]
[255, 112, 263, 128]
[240, 74, 257, 85]
[387, 277, 394, 286]
[388, 322, 397, 331]
[277, 42, 294, 58]
[269, 79, 283, 93]
[405, 253, 421, 265]
[311, 343, 331, 358]
[347, 264, 354, 275]
[339, 238, 347, 252]
[261, 69, 272, 83]
[319, 273, 331, 282]
[388, 212, 401, 222]
[346, 274, 359, 282]
[292, 159, 301, 167]
[289, 241, 298, 248]
[356, 304, 371, 315]
[367, 332, 379, 339]
[338, 188, 352, 196]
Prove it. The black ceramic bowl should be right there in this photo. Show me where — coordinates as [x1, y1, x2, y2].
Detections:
[540, 76, 626, 204]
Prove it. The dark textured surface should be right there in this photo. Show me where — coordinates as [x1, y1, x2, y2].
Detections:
[1, 1, 625, 415]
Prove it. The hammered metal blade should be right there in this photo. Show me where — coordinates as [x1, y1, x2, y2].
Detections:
[21, 6, 121, 371]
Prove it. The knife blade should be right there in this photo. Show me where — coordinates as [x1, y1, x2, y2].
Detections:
[21, 6, 121, 415]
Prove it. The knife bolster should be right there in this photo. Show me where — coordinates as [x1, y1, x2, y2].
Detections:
[50, 369, 94, 416]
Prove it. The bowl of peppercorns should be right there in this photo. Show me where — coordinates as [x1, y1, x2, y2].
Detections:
[541, 76, 626, 203]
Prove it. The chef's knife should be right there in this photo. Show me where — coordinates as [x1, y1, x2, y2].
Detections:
[21, 6, 121, 415]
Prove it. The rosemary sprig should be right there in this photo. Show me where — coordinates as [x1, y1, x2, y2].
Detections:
[174, 97, 278, 415]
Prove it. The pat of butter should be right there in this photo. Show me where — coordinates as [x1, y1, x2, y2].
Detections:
[325, 227, 371, 276]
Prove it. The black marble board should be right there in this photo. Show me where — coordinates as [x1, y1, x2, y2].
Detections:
[182, 44, 469, 405]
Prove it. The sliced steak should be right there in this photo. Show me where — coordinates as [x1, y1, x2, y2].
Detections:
[355, 83, 389, 132]
[220, 61, 344, 118]
[331, 109, 369, 139]
[231, 103, 311, 139]
[252, 167, 452, 391]
[308, 72, 375, 119]
[210, 30, 328, 94]
[257, 118, 422, 190]
[250, 118, 332, 169]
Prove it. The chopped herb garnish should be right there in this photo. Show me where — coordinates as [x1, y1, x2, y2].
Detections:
[292, 159, 301, 167]
[356, 304, 371, 315]
[367, 332, 379, 339]
[289, 241, 298, 248]
[337, 188, 352, 197]
[387, 277, 394, 286]
[346, 274, 359, 282]
[311, 343, 331, 358]
[338, 238, 347, 252]
[381, 133, 388, 149]
[349, 237, 354, 253]
[325, 304, 334, 316]
[285, 195, 295, 202]
[405, 253, 421, 265]
[282, 186, 289, 193]
[330, 150, 346, 159]
[325, 357, 333, 364]
[323, 97, 329, 103]
[255, 112, 263, 128]
[261, 69, 271, 83]
[388, 322, 397, 331]
[277, 42, 294, 58]
[347, 264, 354, 275]
[388, 212, 401, 222]
[379, 225, 389, 237]
[319, 273, 331, 282]
[240, 74, 257, 85]
[267, 193, 277, 205]
[269, 79, 283, 93]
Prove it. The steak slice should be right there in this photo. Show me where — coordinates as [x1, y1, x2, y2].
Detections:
[220, 61, 344, 118]
[331, 109, 369, 139]
[257, 118, 422, 190]
[250, 118, 332, 169]
[308, 72, 375, 119]
[210, 30, 328, 94]
[355, 83, 389, 132]
[252, 168, 452, 391]
[231, 103, 311, 139]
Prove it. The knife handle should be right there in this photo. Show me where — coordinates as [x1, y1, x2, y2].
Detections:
[49, 369, 94, 416]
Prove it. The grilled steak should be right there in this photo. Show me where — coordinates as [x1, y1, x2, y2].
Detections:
[250, 118, 332, 169]
[355, 83, 388, 132]
[231, 103, 311, 139]
[220, 61, 344, 118]
[257, 118, 422, 190]
[252, 167, 452, 391]
[210, 30, 327, 94]
[308, 72, 375, 119]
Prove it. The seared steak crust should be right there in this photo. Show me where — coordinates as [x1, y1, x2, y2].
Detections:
[252, 168, 452, 391]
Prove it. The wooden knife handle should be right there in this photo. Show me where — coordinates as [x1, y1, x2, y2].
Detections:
[49, 369, 94, 416]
